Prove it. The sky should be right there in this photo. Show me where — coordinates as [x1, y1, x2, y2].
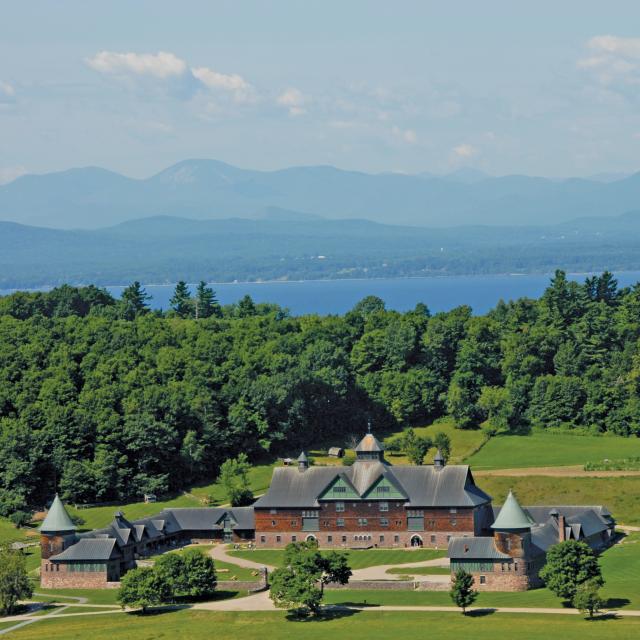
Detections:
[1, 1, 640, 182]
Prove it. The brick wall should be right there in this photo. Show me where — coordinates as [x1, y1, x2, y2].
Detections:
[255, 504, 477, 548]
[40, 562, 114, 589]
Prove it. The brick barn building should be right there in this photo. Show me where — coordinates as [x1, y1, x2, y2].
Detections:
[252, 432, 494, 548]
[39, 430, 615, 591]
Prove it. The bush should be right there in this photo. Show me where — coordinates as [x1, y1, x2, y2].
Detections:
[8, 511, 32, 528]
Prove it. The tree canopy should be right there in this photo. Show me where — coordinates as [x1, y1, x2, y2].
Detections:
[1, 271, 640, 513]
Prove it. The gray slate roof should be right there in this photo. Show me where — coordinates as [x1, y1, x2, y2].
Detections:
[51, 538, 117, 562]
[448, 536, 510, 560]
[254, 461, 492, 508]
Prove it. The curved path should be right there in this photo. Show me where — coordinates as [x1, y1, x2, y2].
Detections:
[208, 544, 277, 571]
[475, 465, 640, 478]
[351, 556, 449, 581]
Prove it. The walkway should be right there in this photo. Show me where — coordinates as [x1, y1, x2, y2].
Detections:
[208, 544, 277, 571]
[350, 556, 449, 581]
[475, 465, 640, 478]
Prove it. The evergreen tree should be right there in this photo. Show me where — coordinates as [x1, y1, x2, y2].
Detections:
[195, 281, 220, 319]
[119, 281, 151, 319]
[170, 281, 193, 318]
[449, 568, 477, 614]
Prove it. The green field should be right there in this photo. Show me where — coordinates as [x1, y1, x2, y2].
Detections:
[467, 432, 640, 470]
[229, 548, 446, 569]
[480, 476, 640, 525]
[5, 610, 640, 640]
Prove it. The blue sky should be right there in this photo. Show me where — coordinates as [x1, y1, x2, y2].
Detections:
[1, 1, 640, 181]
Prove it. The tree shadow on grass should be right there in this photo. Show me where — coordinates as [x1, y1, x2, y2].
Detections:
[285, 607, 363, 622]
[584, 613, 621, 622]
[324, 601, 380, 608]
[465, 608, 496, 617]
[127, 604, 191, 617]
[603, 597, 630, 609]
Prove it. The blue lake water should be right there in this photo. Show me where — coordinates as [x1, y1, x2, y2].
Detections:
[101, 272, 640, 316]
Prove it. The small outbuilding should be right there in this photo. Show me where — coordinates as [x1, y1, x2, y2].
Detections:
[328, 447, 345, 458]
[143, 494, 157, 503]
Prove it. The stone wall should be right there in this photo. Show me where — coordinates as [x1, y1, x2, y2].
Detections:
[40, 562, 117, 589]
[326, 579, 450, 591]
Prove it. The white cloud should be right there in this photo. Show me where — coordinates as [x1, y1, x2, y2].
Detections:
[86, 51, 187, 78]
[277, 88, 307, 115]
[0, 165, 27, 185]
[391, 125, 417, 144]
[191, 67, 248, 91]
[0, 81, 15, 98]
[451, 143, 478, 159]
[579, 36, 640, 88]
[588, 35, 640, 59]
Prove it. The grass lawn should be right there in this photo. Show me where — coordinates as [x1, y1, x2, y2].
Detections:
[229, 548, 447, 569]
[33, 587, 121, 605]
[480, 476, 640, 525]
[0, 519, 38, 545]
[5, 610, 640, 640]
[467, 432, 640, 470]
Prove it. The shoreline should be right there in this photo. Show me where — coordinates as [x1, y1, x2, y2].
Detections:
[3, 269, 640, 294]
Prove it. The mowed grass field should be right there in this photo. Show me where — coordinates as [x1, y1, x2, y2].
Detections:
[467, 431, 640, 470]
[480, 476, 640, 525]
[229, 548, 446, 569]
[6, 610, 640, 640]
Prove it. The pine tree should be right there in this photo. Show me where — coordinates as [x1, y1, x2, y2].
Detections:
[195, 281, 220, 319]
[449, 568, 477, 614]
[120, 281, 151, 319]
[170, 281, 193, 318]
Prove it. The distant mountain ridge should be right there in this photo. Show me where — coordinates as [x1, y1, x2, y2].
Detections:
[1, 159, 640, 229]
[2, 211, 640, 289]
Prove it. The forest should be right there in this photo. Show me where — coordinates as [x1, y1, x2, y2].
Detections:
[0, 271, 638, 517]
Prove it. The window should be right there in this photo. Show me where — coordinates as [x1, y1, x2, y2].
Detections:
[292, 536, 297, 542]
[395, 520, 402, 526]
[407, 510, 424, 517]
[379, 502, 389, 512]
[506, 538, 512, 551]
[449, 508, 457, 514]
[333, 486, 347, 494]
[380, 518, 389, 527]
[335, 502, 345, 512]
[271, 520, 276, 527]
[380, 535, 385, 542]
[302, 510, 319, 518]
[276, 535, 281, 543]
[290, 520, 297, 526]
[480, 575, 486, 585]
[270, 509, 278, 514]
[358, 518, 368, 526]
[342, 535, 347, 543]
[260, 535, 266, 543]
[501, 563, 505, 572]
[446, 535, 451, 542]
[323, 521, 330, 526]
[394, 535, 400, 543]
[336, 518, 345, 527]
[514, 562, 518, 572]
[376, 485, 390, 494]
[430, 535, 436, 543]
[450, 519, 457, 527]
[328, 535, 333, 543]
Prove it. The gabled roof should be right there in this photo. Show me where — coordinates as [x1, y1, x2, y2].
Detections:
[51, 538, 117, 562]
[491, 491, 533, 530]
[40, 495, 76, 534]
[254, 461, 492, 508]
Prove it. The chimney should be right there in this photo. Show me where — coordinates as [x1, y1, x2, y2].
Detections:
[558, 514, 566, 542]
[433, 449, 445, 470]
[297, 451, 308, 472]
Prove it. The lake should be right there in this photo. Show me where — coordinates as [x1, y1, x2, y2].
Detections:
[101, 272, 640, 316]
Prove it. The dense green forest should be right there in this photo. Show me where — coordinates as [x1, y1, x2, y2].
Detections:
[0, 271, 639, 516]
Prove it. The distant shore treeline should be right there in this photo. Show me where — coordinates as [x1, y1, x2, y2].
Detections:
[3, 212, 640, 288]
[0, 270, 639, 517]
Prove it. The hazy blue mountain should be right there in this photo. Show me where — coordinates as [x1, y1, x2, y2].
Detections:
[2, 211, 640, 289]
[1, 159, 640, 229]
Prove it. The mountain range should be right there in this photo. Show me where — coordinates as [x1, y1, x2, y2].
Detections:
[2, 159, 640, 229]
[2, 211, 640, 288]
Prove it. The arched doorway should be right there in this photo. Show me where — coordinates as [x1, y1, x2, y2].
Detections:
[305, 535, 317, 543]
[410, 535, 423, 548]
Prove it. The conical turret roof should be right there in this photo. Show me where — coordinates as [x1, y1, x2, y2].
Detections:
[40, 494, 76, 534]
[491, 490, 533, 530]
[297, 451, 308, 462]
[355, 433, 384, 453]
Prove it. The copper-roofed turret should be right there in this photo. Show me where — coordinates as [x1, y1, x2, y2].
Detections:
[40, 494, 76, 534]
[354, 429, 385, 462]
